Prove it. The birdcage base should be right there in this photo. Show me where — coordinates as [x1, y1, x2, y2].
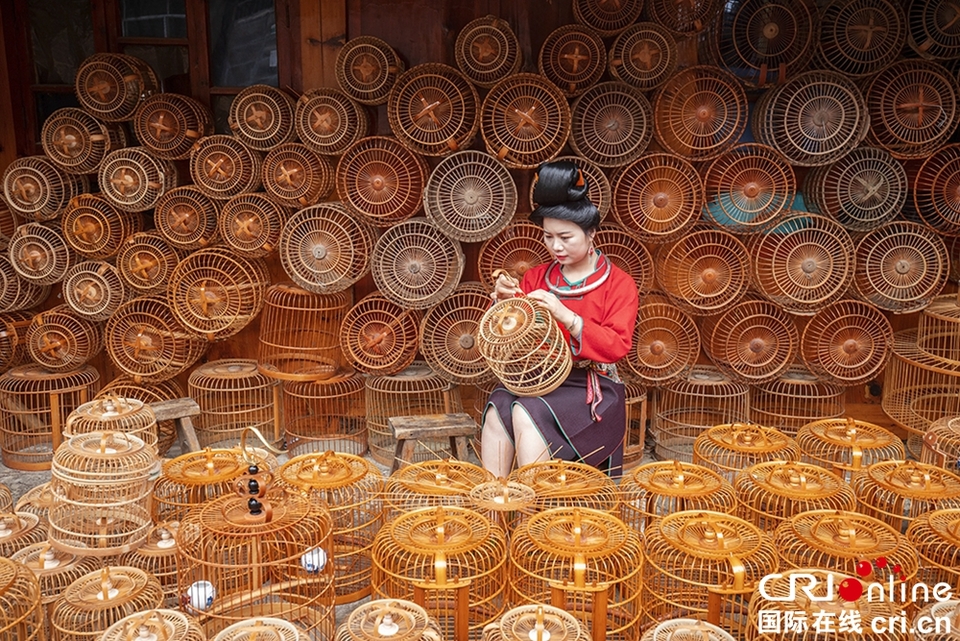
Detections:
[286, 435, 367, 458]
[258, 355, 341, 382]
[48, 503, 152, 556]
[193, 586, 335, 640]
[884, 384, 960, 437]
[0, 438, 53, 471]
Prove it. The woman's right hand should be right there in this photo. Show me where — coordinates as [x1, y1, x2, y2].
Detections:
[491, 272, 523, 301]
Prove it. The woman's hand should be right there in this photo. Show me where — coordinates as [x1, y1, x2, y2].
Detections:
[490, 272, 523, 302]
[527, 289, 578, 331]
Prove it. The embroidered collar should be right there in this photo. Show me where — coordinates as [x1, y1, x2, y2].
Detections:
[543, 250, 611, 297]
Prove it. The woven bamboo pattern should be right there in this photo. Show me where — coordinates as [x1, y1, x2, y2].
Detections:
[189, 135, 263, 200]
[99, 147, 177, 213]
[455, 15, 522, 88]
[704, 0, 818, 87]
[702, 144, 795, 234]
[117, 232, 183, 296]
[642, 511, 778, 638]
[619, 460, 738, 531]
[117, 525, 182, 608]
[804, 146, 906, 232]
[800, 299, 893, 386]
[749, 213, 855, 315]
[477, 221, 552, 290]
[657, 228, 750, 316]
[2, 156, 86, 222]
[284, 373, 367, 457]
[573, 0, 642, 35]
[364, 363, 461, 466]
[0, 311, 35, 372]
[852, 460, 960, 532]
[865, 59, 960, 159]
[100, 609, 205, 641]
[651, 366, 750, 463]
[570, 81, 652, 168]
[509, 459, 620, 516]
[622, 381, 648, 469]
[383, 459, 492, 517]
[538, 25, 606, 97]
[295, 87, 372, 156]
[595, 223, 654, 294]
[336, 36, 405, 106]
[372, 505, 508, 641]
[796, 417, 905, 481]
[341, 293, 421, 376]
[9, 222, 76, 285]
[387, 63, 479, 156]
[105, 296, 208, 383]
[336, 599, 444, 641]
[62, 194, 143, 260]
[211, 618, 304, 641]
[154, 185, 221, 250]
[913, 144, 960, 237]
[646, 0, 720, 34]
[42, 107, 126, 174]
[419, 281, 495, 386]
[908, 0, 960, 59]
[0, 195, 19, 251]
[25, 305, 102, 372]
[0, 556, 44, 641]
[0, 257, 49, 313]
[0, 364, 99, 471]
[922, 415, 960, 471]
[693, 423, 801, 482]
[177, 464, 335, 638]
[916, 294, 960, 363]
[262, 142, 334, 207]
[168, 248, 270, 341]
[218, 192, 290, 258]
[611, 153, 703, 244]
[906, 509, 960, 592]
[653, 66, 747, 162]
[624, 301, 700, 386]
[133, 92, 213, 160]
[478, 296, 572, 397]
[96, 375, 184, 456]
[152, 448, 248, 523]
[818, 0, 905, 78]
[51, 567, 164, 640]
[701, 300, 798, 384]
[749, 365, 845, 436]
[228, 84, 297, 151]
[753, 70, 869, 166]
[189, 359, 282, 449]
[14, 483, 54, 527]
[735, 460, 856, 532]
[74, 52, 158, 121]
[423, 150, 517, 243]
[0, 512, 47, 558]
[336, 136, 428, 227]
[480, 73, 571, 169]
[608, 22, 678, 91]
[372, 218, 464, 310]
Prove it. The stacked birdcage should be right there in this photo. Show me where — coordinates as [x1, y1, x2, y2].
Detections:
[15, 483, 54, 528]
[905, 508, 960, 595]
[62, 261, 131, 323]
[262, 142, 334, 207]
[693, 423, 801, 483]
[418, 282, 495, 387]
[189, 135, 263, 200]
[0, 556, 44, 641]
[481, 604, 590, 641]
[372, 505, 507, 641]
[118, 523, 180, 608]
[852, 460, 960, 532]
[284, 373, 367, 457]
[217, 192, 291, 258]
[154, 185, 221, 250]
[468, 478, 538, 536]
[295, 87, 371, 156]
[228, 84, 297, 151]
[335, 136, 428, 227]
[9, 221, 77, 285]
[61, 193, 143, 259]
[189, 359, 282, 449]
[700, 299, 798, 385]
[51, 566, 164, 641]
[152, 448, 249, 523]
[340, 293, 422, 377]
[643, 511, 779, 638]
[922, 415, 960, 471]
[62, 395, 159, 452]
[477, 222, 551, 290]
[611, 153, 702, 244]
[337, 36, 405, 106]
[100, 609, 206, 641]
[656, 228, 751, 316]
[24, 305, 103, 372]
[384, 459, 492, 517]
[623, 300, 700, 386]
[42, 107, 127, 175]
[0, 512, 47, 557]
[800, 299, 894, 387]
[508, 459, 620, 518]
[570, 81, 652, 168]
[0, 311, 32, 373]
[96, 375, 184, 456]
[749, 365, 845, 436]
[278, 451, 385, 604]
[116, 231, 185, 295]
[0, 260, 49, 314]
[608, 22, 677, 91]
[3, 155, 87, 222]
[133, 92, 214, 160]
[734, 460, 856, 533]
[796, 417, 906, 482]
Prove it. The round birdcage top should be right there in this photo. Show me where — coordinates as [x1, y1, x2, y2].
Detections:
[336, 36, 405, 106]
[910, 508, 960, 549]
[2, 155, 85, 222]
[154, 185, 220, 250]
[228, 84, 297, 151]
[98, 147, 175, 213]
[454, 15, 522, 88]
[9, 221, 76, 285]
[66, 396, 156, 439]
[62, 566, 163, 610]
[497, 605, 589, 641]
[384, 505, 494, 555]
[0, 512, 46, 551]
[340, 293, 421, 375]
[52, 431, 156, 482]
[218, 192, 290, 258]
[646, 0, 721, 35]
[570, 81, 652, 168]
[100, 608, 205, 641]
[262, 142, 334, 208]
[509, 459, 618, 505]
[818, 0, 905, 78]
[737, 460, 852, 500]
[626, 300, 700, 385]
[336, 136, 428, 227]
[42, 107, 120, 174]
[74, 53, 157, 120]
[117, 231, 183, 294]
[63, 195, 142, 260]
[295, 87, 371, 156]
[162, 447, 246, 485]
[574, 0, 643, 35]
[25, 304, 103, 372]
[800, 299, 893, 386]
[389, 459, 492, 497]
[667, 365, 749, 396]
[134, 92, 212, 160]
[626, 460, 731, 498]
[650, 510, 768, 560]
[190, 479, 326, 539]
[697, 423, 799, 457]
[212, 618, 302, 641]
[0, 362, 99, 393]
[612, 153, 703, 243]
[595, 223, 654, 294]
[702, 299, 798, 384]
[11, 541, 100, 596]
[419, 281, 495, 386]
[608, 22, 678, 91]
[130, 522, 180, 556]
[469, 479, 537, 513]
[646, 619, 736, 641]
[907, 0, 960, 60]
[859, 459, 960, 499]
[279, 451, 376, 490]
[912, 143, 960, 237]
[799, 417, 903, 453]
[189, 134, 262, 200]
[657, 228, 751, 315]
[341, 599, 435, 641]
[525, 507, 630, 557]
[538, 24, 606, 97]
[477, 221, 552, 290]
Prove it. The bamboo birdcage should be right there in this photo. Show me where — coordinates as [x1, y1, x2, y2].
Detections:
[701, 144, 796, 234]
[340, 293, 421, 376]
[154, 186, 221, 250]
[455, 15, 522, 89]
[510, 507, 643, 641]
[116, 231, 185, 295]
[477, 222, 552, 290]
[100, 609, 206, 641]
[0, 257, 49, 312]
[656, 228, 751, 316]
[508, 460, 620, 517]
[913, 144, 960, 237]
[852, 460, 960, 532]
[923, 415, 960, 471]
[51, 566, 164, 641]
[0, 556, 44, 641]
[853, 221, 948, 313]
[480, 73, 571, 169]
[538, 25, 605, 98]
[749, 365, 845, 437]
[800, 299, 894, 386]
[611, 153, 704, 243]
[62, 396, 158, 451]
[189, 359, 282, 449]
[336, 36, 405, 106]
[906, 508, 960, 593]
[608, 22, 678, 91]
[48, 431, 156, 556]
[335, 136, 428, 228]
[574, 0, 642, 35]
[62, 195, 143, 260]
[653, 66, 747, 162]
[189, 135, 263, 200]
[262, 142, 334, 208]
[468, 478, 537, 535]
[337, 599, 444, 641]
[278, 451, 385, 604]
[643, 511, 779, 638]
[364, 362, 462, 467]
[372, 505, 508, 641]
[0, 195, 18, 251]
[483, 605, 591, 641]
[0, 311, 31, 373]
[9, 222, 76, 285]
[25, 305, 103, 372]
[118, 524, 182, 608]
[284, 373, 367, 457]
[62, 261, 130, 322]
[647, 0, 720, 34]
[228, 84, 297, 151]
[916, 294, 960, 363]
[735, 460, 856, 533]
[817, 0, 906, 78]
[211, 618, 305, 641]
[387, 63, 479, 156]
[419, 281, 495, 386]
[644, 620, 737, 641]
[619, 461, 738, 532]
[371, 218, 464, 310]
[384, 459, 493, 517]
[796, 417, 906, 481]
[133, 92, 214, 160]
[295, 87, 372, 156]
[908, 0, 960, 59]
[0, 512, 47, 557]
[693, 423, 802, 482]
[42, 107, 126, 175]
[749, 213, 855, 314]
[152, 448, 250, 523]
[423, 150, 517, 243]
[570, 82, 652, 168]
[2, 155, 87, 222]
[176, 458, 336, 638]
[168, 248, 271, 342]
[218, 192, 290, 258]
[96, 375, 185, 456]
[105, 295, 208, 384]
[74, 52, 158, 120]
[0, 364, 100, 471]
[914, 601, 960, 641]
[15, 483, 55, 528]
[98, 147, 177, 213]
[803, 146, 906, 233]
[624, 301, 700, 386]
[701, 300, 798, 385]
[595, 223, 654, 295]
[477, 296, 573, 397]
[651, 366, 750, 463]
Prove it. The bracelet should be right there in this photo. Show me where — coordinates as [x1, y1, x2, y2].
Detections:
[569, 314, 582, 338]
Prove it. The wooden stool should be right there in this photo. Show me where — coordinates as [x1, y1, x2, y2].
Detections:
[389, 413, 476, 474]
[149, 397, 202, 453]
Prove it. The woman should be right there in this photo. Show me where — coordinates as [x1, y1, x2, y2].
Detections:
[481, 160, 639, 478]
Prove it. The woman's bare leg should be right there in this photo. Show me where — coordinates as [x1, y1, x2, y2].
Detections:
[513, 405, 552, 467]
[481, 406, 514, 478]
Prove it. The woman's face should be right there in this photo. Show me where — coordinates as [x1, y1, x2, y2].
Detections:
[542, 217, 594, 266]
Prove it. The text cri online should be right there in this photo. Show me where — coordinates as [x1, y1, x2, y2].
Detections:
[756, 610, 952, 635]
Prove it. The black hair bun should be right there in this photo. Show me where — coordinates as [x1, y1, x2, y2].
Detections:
[532, 160, 589, 207]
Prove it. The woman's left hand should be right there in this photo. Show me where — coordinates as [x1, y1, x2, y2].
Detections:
[527, 289, 577, 330]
